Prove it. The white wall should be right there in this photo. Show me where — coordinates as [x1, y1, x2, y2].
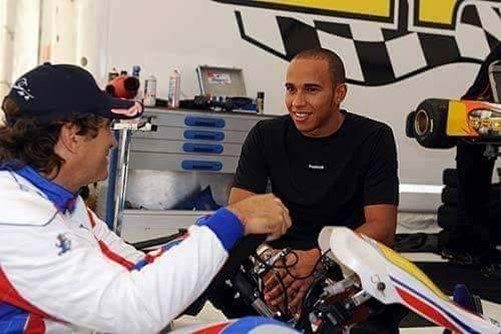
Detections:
[39, 0, 78, 64]
[0, 0, 41, 124]
[37, 0, 110, 83]
[0, 0, 40, 100]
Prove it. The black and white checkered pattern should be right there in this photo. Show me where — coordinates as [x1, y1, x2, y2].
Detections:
[236, 2, 501, 86]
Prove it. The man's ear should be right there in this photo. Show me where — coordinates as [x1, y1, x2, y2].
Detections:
[54, 123, 80, 158]
[334, 83, 347, 105]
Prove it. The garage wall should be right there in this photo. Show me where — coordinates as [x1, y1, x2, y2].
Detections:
[49, 0, 501, 210]
[0, 0, 40, 110]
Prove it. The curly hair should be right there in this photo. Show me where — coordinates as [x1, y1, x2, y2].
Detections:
[0, 97, 107, 176]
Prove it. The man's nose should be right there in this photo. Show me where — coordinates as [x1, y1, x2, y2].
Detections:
[292, 91, 306, 107]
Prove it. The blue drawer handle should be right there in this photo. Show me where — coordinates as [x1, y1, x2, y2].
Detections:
[183, 143, 223, 154]
[181, 160, 222, 171]
[184, 130, 224, 141]
[185, 116, 225, 128]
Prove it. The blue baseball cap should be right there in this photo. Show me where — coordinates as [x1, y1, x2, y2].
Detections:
[3, 63, 143, 125]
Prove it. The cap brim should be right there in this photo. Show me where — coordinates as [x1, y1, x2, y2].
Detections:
[99, 92, 144, 120]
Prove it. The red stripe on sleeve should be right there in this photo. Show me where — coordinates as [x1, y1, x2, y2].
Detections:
[25, 314, 46, 334]
[97, 241, 135, 271]
[87, 209, 135, 270]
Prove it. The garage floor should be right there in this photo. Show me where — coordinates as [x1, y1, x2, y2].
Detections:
[169, 212, 501, 332]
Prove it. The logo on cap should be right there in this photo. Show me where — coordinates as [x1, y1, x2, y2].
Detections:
[12, 78, 35, 101]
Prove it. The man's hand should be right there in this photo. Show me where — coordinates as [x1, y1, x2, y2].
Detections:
[226, 194, 292, 241]
[263, 248, 321, 315]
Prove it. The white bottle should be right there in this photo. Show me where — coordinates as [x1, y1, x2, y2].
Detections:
[168, 69, 181, 108]
[143, 74, 157, 107]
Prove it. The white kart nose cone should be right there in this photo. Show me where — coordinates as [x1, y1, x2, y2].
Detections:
[318, 226, 336, 253]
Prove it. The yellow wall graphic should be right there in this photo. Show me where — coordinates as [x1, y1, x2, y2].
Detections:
[418, 0, 460, 26]
[253, 0, 391, 18]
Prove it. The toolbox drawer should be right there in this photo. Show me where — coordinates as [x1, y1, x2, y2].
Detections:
[129, 152, 238, 173]
[133, 126, 248, 144]
[144, 108, 268, 132]
[131, 138, 242, 157]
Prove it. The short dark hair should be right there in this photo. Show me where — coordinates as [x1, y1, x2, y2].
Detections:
[0, 97, 107, 176]
[293, 48, 346, 85]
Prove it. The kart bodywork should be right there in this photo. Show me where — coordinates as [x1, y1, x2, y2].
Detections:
[318, 227, 501, 333]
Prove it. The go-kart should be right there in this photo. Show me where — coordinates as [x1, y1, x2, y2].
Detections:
[157, 227, 501, 333]
[316, 227, 501, 333]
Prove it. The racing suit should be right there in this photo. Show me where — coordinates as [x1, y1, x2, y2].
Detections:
[0, 165, 244, 333]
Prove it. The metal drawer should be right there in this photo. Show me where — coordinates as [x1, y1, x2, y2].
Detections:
[129, 152, 238, 173]
[132, 126, 248, 144]
[131, 138, 242, 157]
[144, 108, 271, 132]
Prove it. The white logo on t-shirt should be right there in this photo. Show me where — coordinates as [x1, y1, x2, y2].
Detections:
[308, 164, 325, 170]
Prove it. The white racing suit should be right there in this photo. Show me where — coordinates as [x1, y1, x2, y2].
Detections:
[0, 165, 245, 333]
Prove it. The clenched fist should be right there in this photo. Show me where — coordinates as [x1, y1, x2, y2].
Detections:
[226, 194, 292, 241]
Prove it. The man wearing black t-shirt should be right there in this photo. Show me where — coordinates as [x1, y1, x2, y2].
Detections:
[229, 48, 399, 320]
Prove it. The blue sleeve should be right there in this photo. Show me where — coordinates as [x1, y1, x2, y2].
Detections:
[196, 208, 244, 252]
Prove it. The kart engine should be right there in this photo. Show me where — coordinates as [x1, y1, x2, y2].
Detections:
[227, 244, 385, 334]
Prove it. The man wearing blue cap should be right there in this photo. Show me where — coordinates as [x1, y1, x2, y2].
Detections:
[0, 63, 291, 333]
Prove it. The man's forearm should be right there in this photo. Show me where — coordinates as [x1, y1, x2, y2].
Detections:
[358, 204, 398, 246]
[355, 222, 395, 246]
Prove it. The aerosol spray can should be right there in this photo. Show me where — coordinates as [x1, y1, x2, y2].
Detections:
[132, 65, 142, 100]
[256, 91, 265, 114]
[168, 69, 181, 108]
[143, 75, 157, 107]
[132, 65, 141, 78]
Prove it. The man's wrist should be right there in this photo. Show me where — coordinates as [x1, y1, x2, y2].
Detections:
[196, 208, 245, 251]
[226, 204, 251, 234]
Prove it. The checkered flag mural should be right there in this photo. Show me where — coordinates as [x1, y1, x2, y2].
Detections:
[232, 1, 501, 86]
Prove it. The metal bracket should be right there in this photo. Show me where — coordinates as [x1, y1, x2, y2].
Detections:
[111, 117, 157, 236]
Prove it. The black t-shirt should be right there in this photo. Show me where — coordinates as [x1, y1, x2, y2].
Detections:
[233, 111, 399, 249]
